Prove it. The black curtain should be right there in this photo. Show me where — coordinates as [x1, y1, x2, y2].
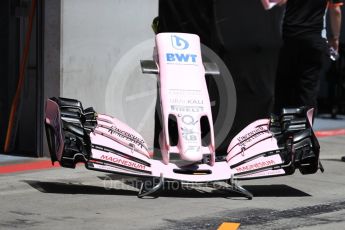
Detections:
[157, 0, 284, 154]
[0, 0, 10, 151]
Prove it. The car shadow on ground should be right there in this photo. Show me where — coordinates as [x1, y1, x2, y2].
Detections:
[241, 185, 311, 197]
[23, 177, 311, 199]
[23, 180, 138, 196]
[153, 184, 311, 199]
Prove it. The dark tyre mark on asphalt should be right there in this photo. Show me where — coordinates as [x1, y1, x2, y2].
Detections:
[158, 200, 345, 230]
[0, 219, 42, 229]
[10, 211, 39, 216]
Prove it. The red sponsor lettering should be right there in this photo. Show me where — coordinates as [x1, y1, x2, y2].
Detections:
[100, 155, 146, 170]
[235, 160, 276, 173]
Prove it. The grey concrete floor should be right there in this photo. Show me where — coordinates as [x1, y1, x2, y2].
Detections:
[0, 135, 344, 230]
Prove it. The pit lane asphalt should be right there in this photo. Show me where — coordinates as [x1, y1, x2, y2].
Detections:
[0, 135, 344, 230]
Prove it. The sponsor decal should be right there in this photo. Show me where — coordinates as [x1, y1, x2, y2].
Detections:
[92, 144, 151, 166]
[181, 115, 198, 125]
[240, 169, 285, 178]
[166, 35, 198, 64]
[171, 35, 189, 50]
[181, 127, 198, 142]
[235, 159, 276, 173]
[170, 98, 185, 104]
[166, 53, 197, 63]
[180, 115, 199, 143]
[171, 105, 203, 113]
[169, 98, 203, 105]
[237, 126, 269, 148]
[107, 125, 146, 150]
[100, 154, 146, 170]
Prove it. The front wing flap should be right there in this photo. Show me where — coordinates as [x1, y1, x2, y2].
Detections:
[227, 107, 321, 179]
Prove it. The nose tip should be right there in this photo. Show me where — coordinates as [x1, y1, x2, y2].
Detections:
[180, 148, 203, 162]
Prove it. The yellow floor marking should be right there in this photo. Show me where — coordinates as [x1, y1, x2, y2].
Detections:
[217, 222, 240, 230]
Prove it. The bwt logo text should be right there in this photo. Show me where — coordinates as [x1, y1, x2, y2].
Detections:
[167, 35, 197, 63]
[166, 53, 197, 63]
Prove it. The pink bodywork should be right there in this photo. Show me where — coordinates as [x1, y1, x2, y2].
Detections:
[89, 114, 285, 181]
[95, 114, 150, 159]
[90, 113, 230, 182]
[91, 32, 288, 180]
[45, 32, 297, 182]
[226, 119, 285, 178]
[155, 33, 215, 165]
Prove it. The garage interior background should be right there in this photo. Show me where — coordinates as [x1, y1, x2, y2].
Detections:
[0, 0, 344, 157]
